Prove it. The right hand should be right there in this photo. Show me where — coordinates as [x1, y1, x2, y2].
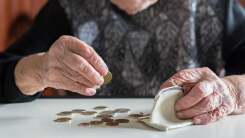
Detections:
[15, 35, 109, 96]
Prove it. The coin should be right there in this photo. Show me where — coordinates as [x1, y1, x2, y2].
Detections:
[96, 114, 113, 119]
[99, 110, 116, 115]
[106, 122, 119, 126]
[72, 109, 85, 114]
[93, 106, 108, 110]
[81, 111, 97, 115]
[78, 122, 90, 127]
[115, 119, 130, 123]
[137, 116, 150, 120]
[54, 117, 72, 123]
[114, 108, 130, 113]
[89, 120, 104, 125]
[56, 111, 72, 116]
[128, 113, 144, 118]
[103, 71, 112, 85]
[101, 118, 114, 122]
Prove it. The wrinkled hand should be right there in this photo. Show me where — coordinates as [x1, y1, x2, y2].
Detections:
[42, 36, 108, 96]
[111, 0, 158, 15]
[15, 35, 108, 96]
[160, 67, 239, 125]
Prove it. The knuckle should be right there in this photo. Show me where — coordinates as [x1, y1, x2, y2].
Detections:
[80, 64, 91, 74]
[59, 35, 72, 42]
[86, 47, 96, 60]
[203, 97, 216, 110]
[202, 67, 211, 72]
[196, 81, 213, 96]
[178, 69, 198, 80]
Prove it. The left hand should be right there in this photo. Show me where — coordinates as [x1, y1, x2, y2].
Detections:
[160, 67, 239, 125]
[111, 0, 158, 15]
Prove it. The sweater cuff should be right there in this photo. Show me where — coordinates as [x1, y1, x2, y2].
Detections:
[2, 57, 41, 103]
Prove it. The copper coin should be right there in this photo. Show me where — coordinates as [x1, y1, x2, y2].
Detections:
[72, 109, 85, 114]
[81, 111, 97, 115]
[128, 113, 144, 118]
[114, 108, 130, 113]
[103, 71, 112, 85]
[115, 119, 130, 123]
[89, 120, 104, 125]
[100, 110, 116, 115]
[78, 122, 90, 127]
[56, 111, 72, 116]
[106, 122, 119, 126]
[101, 118, 114, 122]
[137, 116, 150, 120]
[54, 117, 72, 123]
[93, 106, 108, 110]
[96, 114, 113, 119]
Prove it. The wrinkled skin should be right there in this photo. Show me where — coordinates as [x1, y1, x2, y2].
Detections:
[111, 0, 158, 15]
[15, 35, 108, 96]
[161, 67, 245, 125]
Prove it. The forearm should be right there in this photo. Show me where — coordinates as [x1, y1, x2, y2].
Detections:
[223, 75, 245, 114]
[15, 53, 47, 96]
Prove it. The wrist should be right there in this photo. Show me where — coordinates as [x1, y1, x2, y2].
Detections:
[223, 75, 245, 114]
[14, 53, 47, 95]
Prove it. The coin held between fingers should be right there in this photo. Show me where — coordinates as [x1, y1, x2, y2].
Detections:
[103, 71, 112, 85]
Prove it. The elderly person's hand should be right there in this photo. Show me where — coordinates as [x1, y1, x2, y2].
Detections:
[160, 67, 245, 125]
[15, 35, 108, 96]
[111, 0, 158, 15]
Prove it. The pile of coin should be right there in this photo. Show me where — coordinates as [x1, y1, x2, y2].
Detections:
[54, 105, 150, 128]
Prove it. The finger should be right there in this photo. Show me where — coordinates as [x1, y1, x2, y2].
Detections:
[61, 61, 98, 88]
[193, 104, 231, 125]
[51, 72, 96, 96]
[175, 81, 214, 111]
[63, 52, 104, 85]
[160, 68, 206, 89]
[62, 36, 108, 76]
[176, 92, 222, 119]
[183, 82, 196, 95]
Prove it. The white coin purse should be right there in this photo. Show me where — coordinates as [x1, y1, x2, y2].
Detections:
[143, 86, 193, 131]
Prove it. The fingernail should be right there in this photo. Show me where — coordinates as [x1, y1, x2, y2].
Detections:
[96, 76, 104, 85]
[101, 62, 108, 70]
[86, 88, 96, 96]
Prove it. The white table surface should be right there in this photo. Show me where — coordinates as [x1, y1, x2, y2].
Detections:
[0, 98, 245, 138]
